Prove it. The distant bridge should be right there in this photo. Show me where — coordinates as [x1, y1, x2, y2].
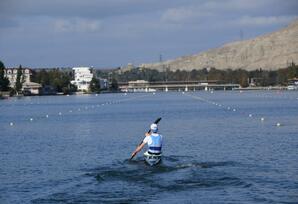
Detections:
[118, 81, 240, 92]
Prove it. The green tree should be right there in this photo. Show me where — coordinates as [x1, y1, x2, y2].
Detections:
[96, 64, 298, 87]
[31, 68, 75, 94]
[208, 68, 223, 81]
[287, 63, 298, 79]
[110, 78, 119, 91]
[15, 65, 23, 93]
[33, 69, 50, 85]
[276, 69, 288, 85]
[89, 76, 101, 93]
[62, 84, 77, 95]
[267, 71, 278, 86]
[0, 60, 10, 91]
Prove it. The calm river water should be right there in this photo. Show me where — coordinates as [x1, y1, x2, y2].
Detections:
[1, 91, 298, 203]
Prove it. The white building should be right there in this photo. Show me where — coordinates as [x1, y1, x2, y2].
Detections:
[123, 80, 155, 92]
[22, 82, 42, 95]
[4, 68, 31, 88]
[4, 68, 42, 95]
[71, 67, 93, 91]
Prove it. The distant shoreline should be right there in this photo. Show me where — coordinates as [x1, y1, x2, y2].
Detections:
[1, 87, 297, 100]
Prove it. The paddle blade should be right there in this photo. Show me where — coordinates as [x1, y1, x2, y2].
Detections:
[154, 117, 162, 124]
[130, 153, 136, 160]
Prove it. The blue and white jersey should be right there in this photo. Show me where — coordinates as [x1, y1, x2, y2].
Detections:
[143, 133, 162, 154]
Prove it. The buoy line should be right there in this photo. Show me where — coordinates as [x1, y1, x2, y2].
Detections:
[184, 92, 284, 128]
[7, 93, 151, 127]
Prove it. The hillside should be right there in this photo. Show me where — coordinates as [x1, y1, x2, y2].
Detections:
[141, 20, 298, 71]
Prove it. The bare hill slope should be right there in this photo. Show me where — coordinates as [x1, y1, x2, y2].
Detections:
[141, 20, 298, 71]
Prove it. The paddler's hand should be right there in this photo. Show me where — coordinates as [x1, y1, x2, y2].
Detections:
[145, 132, 150, 137]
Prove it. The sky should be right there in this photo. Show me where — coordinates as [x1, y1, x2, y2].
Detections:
[0, 0, 297, 69]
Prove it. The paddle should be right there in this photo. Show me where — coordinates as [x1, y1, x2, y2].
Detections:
[130, 117, 162, 160]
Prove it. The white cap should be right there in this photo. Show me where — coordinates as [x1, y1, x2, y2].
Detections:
[150, 123, 158, 132]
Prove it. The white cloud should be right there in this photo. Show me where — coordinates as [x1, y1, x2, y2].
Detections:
[233, 15, 298, 26]
[160, 0, 273, 25]
[53, 18, 103, 33]
[202, 0, 266, 11]
[161, 7, 214, 24]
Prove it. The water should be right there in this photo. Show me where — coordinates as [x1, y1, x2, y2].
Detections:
[0, 91, 298, 203]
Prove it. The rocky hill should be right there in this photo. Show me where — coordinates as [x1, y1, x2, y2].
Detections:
[141, 20, 298, 71]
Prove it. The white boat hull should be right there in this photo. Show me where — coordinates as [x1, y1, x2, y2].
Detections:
[144, 151, 162, 166]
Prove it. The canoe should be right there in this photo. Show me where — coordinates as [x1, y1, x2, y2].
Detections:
[144, 151, 162, 166]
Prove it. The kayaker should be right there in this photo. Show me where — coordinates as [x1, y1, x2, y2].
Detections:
[131, 123, 163, 158]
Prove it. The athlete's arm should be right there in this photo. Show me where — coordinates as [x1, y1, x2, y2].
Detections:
[131, 142, 146, 157]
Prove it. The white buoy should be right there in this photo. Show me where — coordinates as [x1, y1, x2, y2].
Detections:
[249, 114, 252, 117]
[30, 118, 33, 121]
[233, 109, 236, 112]
[153, 92, 156, 95]
[46, 115, 49, 118]
[276, 123, 281, 127]
[95, 94, 98, 96]
[10, 122, 14, 126]
[261, 117, 265, 121]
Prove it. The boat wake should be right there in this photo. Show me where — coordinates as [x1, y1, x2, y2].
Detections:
[32, 156, 249, 204]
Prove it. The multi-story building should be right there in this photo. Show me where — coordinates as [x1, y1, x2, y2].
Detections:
[4, 68, 42, 95]
[4, 68, 31, 88]
[71, 67, 94, 91]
